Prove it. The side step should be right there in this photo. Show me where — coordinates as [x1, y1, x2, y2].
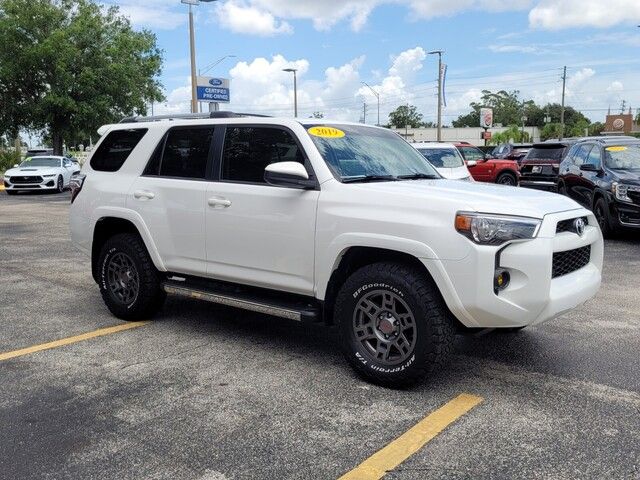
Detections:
[162, 277, 321, 323]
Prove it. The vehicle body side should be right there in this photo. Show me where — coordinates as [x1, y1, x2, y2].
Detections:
[455, 142, 519, 183]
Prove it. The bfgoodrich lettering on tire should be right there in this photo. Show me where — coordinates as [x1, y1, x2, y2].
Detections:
[335, 262, 453, 387]
[97, 233, 165, 320]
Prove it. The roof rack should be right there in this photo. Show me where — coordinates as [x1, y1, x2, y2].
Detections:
[119, 111, 271, 123]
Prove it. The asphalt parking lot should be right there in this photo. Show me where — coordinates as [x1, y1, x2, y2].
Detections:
[1, 189, 639, 480]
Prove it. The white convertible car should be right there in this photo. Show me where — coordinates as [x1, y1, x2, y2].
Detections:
[3, 156, 81, 195]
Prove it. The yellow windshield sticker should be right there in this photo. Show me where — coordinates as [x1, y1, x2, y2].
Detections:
[308, 126, 345, 138]
[606, 146, 627, 152]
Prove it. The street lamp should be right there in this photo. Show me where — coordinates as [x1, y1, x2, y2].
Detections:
[182, 0, 218, 114]
[282, 68, 298, 117]
[361, 81, 380, 126]
[427, 50, 444, 141]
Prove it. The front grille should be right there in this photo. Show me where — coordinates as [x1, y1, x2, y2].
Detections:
[552, 245, 591, 278]
[10, 175, 43, 184]
[556, 217, 588, 234]
[629, 190, 640, 206]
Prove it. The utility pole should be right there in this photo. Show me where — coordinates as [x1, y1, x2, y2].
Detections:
[282, 68, 298, 117]
[620, 99, 627, 114]
[362, 102, 367, 124]
[361, 82, 380, 126]
[559, 65, 567, 140]
[428, 50, 444, 141]
[188, 3, 198, 113]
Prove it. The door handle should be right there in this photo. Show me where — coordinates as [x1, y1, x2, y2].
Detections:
[133, 190, 155, 200]
[208, 197, 232, 208]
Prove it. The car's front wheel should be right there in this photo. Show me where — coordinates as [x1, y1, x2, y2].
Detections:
[97, 233, 165, 320]
[594, 197, 617, 238]
[56, 175, 64, 193]
[335, 262, 453, 387]
[496, 171, 517, 186]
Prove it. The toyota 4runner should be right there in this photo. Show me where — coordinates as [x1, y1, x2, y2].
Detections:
[69, 113, 603, 387]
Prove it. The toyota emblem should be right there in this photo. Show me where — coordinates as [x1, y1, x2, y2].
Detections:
[574, 218, 586, 236]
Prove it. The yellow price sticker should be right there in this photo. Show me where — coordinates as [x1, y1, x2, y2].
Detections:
[308, 126, 345, 139]
[606, 146, 627, 152]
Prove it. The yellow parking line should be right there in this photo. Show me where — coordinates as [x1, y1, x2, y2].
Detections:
[0, 322, 150, 361]
[339, 393, 483, 480]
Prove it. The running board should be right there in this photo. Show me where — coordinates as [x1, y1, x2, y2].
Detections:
[162, 281, 320, 322]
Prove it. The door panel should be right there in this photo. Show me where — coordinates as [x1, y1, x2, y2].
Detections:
[205, 183, 319, 294]
[128, 177, 207, 275]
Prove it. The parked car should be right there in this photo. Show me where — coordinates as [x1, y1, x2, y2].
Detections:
[24, 148, 54, 158]
[3, 156, 81, 194]
[70, 112, 602, 387]
[455, 141, 520, 185]
[412, 143, 473, 181]
[557, 137, 640, 237]
[491, 143, 533, 164]
[519, 141, 576, 191]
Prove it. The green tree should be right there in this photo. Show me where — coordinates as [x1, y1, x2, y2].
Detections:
[452, 90, 533, 128]
[0, 0, 164, 154]
[589, 121, 605, 136]
[489, 125, 531, 145]
[388, 104, 423, 129]
[540, 123, 564, 141]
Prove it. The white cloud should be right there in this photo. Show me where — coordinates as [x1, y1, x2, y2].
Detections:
[107, 0, 185, 30]
[607, 81, 624, 93]
[488, 45, 539, 54]
[567, 68, 595, 88]
[215, 1, 293, 36]
[529, 0, 640, 30]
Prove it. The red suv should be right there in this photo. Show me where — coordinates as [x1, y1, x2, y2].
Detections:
[455, 142, 520, 186]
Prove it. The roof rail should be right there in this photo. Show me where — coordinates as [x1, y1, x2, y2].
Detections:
[119, 111, 271, 123]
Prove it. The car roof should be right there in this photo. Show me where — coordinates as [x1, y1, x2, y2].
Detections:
[24, 155, 64, 159]
[412, 142, 457, 149]
[574, 136, 639, 146]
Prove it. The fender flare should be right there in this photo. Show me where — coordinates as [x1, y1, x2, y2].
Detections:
[91, 207, 166, 272]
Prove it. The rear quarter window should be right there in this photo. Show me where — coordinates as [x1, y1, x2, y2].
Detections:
[90, 128, 148, 172]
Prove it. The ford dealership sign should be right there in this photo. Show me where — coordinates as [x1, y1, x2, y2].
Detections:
[196, 76, 230, 103]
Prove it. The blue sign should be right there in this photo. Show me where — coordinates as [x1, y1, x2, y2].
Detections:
[196, 76, 230, 103]
[197, 86, 230, 102]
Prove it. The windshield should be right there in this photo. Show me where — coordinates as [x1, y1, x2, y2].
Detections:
[526, 147, 566, 160]
[307, 124, 440, 181]
[417, 148, 465, 168]
[19, 157, 61, 168]
[604, 144, 640, 170]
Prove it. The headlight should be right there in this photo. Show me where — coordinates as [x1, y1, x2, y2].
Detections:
[455, 212, 541, 245]
[612, 182, 639, 203]
[42, 174, 56, 178]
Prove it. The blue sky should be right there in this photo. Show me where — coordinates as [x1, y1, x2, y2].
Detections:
[107, 0, 640, 124]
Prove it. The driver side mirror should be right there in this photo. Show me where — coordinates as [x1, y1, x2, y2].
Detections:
[466, 160, 478, 167]
[13, 164, 19, 168]
[264, 162, 315, 189]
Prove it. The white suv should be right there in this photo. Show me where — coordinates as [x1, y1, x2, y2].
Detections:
[70, 113, 603, 387]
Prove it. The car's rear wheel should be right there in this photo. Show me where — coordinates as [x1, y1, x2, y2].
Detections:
[98, 233, 165, 320]
[557, 180, 567, 195]
[335, 262, 453, 388]
[56, 175, 64, 193]
[496, 171, 517, 186]
[594, 197, 617, 238]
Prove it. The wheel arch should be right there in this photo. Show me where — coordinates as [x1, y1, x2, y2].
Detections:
[91, 214, 165, 282]
[321, 246, 452, 326]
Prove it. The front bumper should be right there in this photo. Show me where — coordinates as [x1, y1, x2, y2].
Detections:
[4, 177, 58, 190]
[611, 198, 640, 229]
[423, 208, 603, 328]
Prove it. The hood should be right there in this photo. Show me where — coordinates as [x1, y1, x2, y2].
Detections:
[610, 169, 640, 186]
[350, 179, 581, 219]
[4, 167, 59, 176]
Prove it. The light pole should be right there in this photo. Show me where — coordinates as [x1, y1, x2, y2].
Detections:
[361, 81, 380, 126]
[428, 50, 444, 141]
[282, 68, 298, 117]
[182, 0, 217, 114]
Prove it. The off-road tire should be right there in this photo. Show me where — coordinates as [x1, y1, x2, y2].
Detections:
[335, 262, 454, 388]
[496, 171, 517, 186]
[98, 233, 165, 320]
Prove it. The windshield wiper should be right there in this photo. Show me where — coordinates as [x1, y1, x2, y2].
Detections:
[396, 173, 440, 180]
[342, 175, 398, 183]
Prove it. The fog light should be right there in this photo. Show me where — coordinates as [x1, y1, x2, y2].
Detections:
[46, 180, 55, 187]
[494, 269, 510, 292]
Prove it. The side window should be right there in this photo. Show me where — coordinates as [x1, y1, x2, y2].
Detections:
[90, 128, 148, 172]
[157, 127, 214, 179]
[572, 144, 592, 166]
[460, 147, 484, 162]
[221, 127, 305, 184]
[585, 146, 602, 168]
